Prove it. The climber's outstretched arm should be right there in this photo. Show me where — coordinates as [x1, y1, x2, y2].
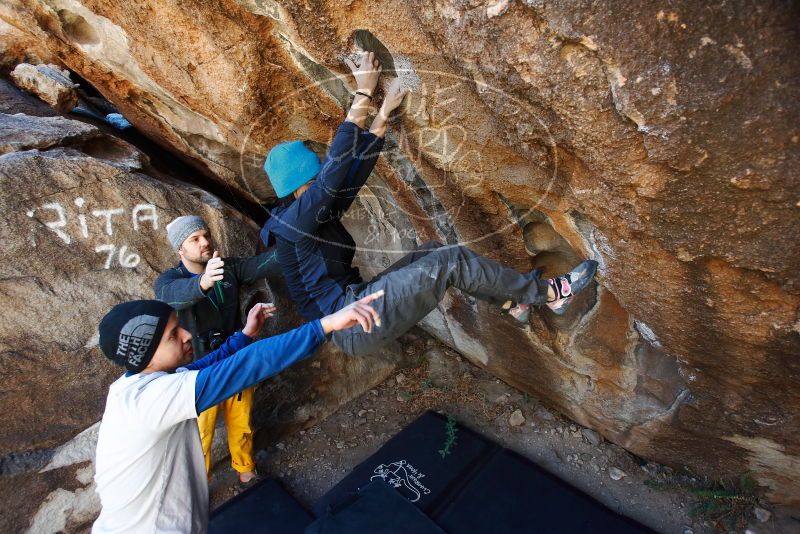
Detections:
[331, 77, 412, 215]
[193, 291, 383, 412]
[267, 52, 383, 237]
[331, 129, 385, 215]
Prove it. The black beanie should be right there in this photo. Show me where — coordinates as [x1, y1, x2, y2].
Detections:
[99, 300, 175, 373]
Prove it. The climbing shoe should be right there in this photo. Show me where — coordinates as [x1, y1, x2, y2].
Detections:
[546, 260, 598, 316]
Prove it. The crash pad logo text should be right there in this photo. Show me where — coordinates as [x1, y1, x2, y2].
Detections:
[370, 460, 431, 502]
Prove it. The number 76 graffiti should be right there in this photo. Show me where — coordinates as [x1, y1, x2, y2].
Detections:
[94, 244, 140, 269]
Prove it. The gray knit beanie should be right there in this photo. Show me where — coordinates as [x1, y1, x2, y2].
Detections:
[166, 215, 208, 251]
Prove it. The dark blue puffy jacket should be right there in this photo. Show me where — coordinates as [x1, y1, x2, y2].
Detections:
[260, 121, 385, 319]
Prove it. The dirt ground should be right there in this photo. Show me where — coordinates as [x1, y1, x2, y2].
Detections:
[208, 331, 794, 534]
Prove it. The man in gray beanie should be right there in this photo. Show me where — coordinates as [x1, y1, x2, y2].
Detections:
[154, 215, 279, 484]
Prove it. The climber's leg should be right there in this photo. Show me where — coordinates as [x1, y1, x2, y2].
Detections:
[331, 243, 552, 356]
[369, 240, 445, 282]
[422, 243, 551, 303]
[386, 241, 539, 306]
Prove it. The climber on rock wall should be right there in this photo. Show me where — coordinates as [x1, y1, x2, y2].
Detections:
[260, 51, 599, 357]
[92, 294, 383, 533]
[152, 215, 279, 484]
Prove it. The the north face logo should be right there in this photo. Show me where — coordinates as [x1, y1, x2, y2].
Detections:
[117, 315, 160, 366]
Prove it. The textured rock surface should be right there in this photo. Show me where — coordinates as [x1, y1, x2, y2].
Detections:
[0, 84, 404, 531]
[1, 0, 798, 515]
[0, 112, 97, 154]
[0, 18, 58, 71]
[10, 63, 78, 112]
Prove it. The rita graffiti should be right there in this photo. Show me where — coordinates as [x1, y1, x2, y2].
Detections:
[26, 197, 159, 269]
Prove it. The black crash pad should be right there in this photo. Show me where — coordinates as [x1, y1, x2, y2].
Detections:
[209, 478, 312, 534]
[306, 480, 444, 534]
[314, 411, 653, 534]
[435, 448, 653, 534]
[312, 411, 495, 517]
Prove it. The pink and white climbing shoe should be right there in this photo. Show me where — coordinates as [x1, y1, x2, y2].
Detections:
[546, 260, 598, 316]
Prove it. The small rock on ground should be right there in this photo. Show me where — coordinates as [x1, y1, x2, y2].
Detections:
[581, 428, 602, 447]
[609, 467, 626, 481]
[754, 506, 771, 522]
[509, 409, 526, 427]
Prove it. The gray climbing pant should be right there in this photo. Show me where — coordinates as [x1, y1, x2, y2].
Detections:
[330, 241, 547, 357]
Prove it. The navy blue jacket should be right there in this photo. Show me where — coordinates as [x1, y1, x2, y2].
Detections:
[260, 121, 385, 319]
[153, 252, 279, 358]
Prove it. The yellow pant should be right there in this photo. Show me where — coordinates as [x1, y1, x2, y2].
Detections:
[197, 387, 256, 474]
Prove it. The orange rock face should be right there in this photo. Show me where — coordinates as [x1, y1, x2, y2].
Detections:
[2, 0, 798, 507]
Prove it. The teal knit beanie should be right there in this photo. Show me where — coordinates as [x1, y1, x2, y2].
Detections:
[264, 140, 321, 198]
